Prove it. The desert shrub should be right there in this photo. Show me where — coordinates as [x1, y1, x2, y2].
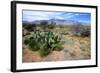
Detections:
[40, 20, 48, 30]
[81, 27, 90, 37]
[23, 28, 31, 37]
[61, 32, 69, 35]
[25, 32, 31, 35]
[71, 23, 90, 37]
[59, 25, 64, 28]
[47, 24, 55, 29]
[71, 23, 84, 36]
[24, 38, 30, 45]
[48, 20, 56, 29]
[23, 24, 36, 32]
[24, 31, 63, 57]
[39, 47, 51, 57]
[53, 44, 63, 51]
[40, 21, 56, 31]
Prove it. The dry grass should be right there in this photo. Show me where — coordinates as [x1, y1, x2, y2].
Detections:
[22, 25, 91, 62]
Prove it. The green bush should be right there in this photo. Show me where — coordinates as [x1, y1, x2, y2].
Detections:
[24, 31, 63, 57]
[24, 39, 30, 45]
[39, 47, 51, 57]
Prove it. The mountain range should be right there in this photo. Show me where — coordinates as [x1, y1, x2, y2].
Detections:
[23, 19, 90, 25]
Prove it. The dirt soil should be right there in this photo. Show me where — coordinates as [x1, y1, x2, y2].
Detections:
[23, 35, 90, 63]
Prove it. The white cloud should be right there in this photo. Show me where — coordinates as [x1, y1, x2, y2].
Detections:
[23, 10, 90, 23]
[54, 15, 64, 19]
[61, 13, 79, 19]
[23, 10, 64, 21]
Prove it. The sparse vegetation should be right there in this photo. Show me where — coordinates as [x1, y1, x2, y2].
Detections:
[24, 31, 63, 57]
[71, 24, 90, 37]
[22, 20, 91, 62]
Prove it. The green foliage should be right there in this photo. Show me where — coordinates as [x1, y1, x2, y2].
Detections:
[23, 36, 31, 45]
[24, 39, 30, 45]
[25, 32, 31, 35]
[39, 47, 51, 57]
[24, 31, 63, 57]
[47, 24, 55, 29]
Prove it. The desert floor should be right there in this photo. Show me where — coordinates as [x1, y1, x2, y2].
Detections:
[22, 35, 91, 62]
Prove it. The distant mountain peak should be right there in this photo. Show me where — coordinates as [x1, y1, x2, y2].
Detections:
[23, 19, 89, 25]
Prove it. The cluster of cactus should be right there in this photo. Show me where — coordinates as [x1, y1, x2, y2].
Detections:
[24, 31, 63, 57]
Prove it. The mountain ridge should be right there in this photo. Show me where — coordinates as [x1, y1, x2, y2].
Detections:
[23, 19, 90, 25]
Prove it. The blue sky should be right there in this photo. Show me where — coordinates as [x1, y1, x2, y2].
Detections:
[23, 10, 91, 24]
